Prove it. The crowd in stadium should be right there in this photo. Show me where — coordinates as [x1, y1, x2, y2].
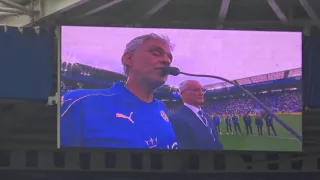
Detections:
[62, 76, 301, 116]
[163, 90, 301, 137]
[166, 90, 302, 115]
[62, 62, 302, 116]
[205, 91, 301, 115]
[61, 62, 302, 118]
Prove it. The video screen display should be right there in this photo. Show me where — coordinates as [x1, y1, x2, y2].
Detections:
[60, 26, 302, 151]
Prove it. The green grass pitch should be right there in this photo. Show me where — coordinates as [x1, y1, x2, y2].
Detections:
[218, 114, 302, 152]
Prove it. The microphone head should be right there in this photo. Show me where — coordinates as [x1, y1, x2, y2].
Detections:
[163, 66, 180, 76]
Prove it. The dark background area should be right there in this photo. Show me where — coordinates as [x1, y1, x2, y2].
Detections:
[0, 0, 320, 178]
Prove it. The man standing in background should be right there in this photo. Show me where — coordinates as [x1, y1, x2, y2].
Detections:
[224, 114, 233, 135]
[255, 114, 263, 136]
[243, 112, 253, 135]
[265, 114, 277, 136]
[169, 80, 223, 150]
[213, 112, 222, 135]
[232, 113, 242, 135]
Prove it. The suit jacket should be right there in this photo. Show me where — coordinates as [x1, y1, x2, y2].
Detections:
[169, 105, 223, 150]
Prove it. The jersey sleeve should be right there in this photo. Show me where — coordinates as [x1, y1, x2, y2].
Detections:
[60, 90, 84, 147]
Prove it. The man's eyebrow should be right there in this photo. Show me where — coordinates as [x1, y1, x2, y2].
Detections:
[149, 45, 173, 61]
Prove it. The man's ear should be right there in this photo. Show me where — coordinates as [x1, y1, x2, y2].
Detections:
[179, 90, 184, 98]
[123, 52, 134, 68]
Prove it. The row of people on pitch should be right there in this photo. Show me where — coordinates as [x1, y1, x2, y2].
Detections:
[254, 114, 278, 136]
[60, 34, 223, 150]
[214, 113, 277, 136]
[217, 114, 242, 135]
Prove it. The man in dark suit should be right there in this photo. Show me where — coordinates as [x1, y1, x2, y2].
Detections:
[224, 114, 233, 135]
[265, 114, 277, 136]
[169, 80, 223, 150]
[243, 112, 253, 135]
[213, 112, 222, 135]
[232, 114, 242, 135]
[255, 113, 263, 136]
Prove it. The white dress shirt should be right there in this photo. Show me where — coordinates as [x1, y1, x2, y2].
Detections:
[184, 103, 203, 121]
[184, 103, 215, 141]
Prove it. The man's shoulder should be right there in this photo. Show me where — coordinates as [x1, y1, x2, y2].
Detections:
[61, 87, 123, 116]
[62, 88, 118, 104]
[153, 98, 167, 107]
[169, 106, 187, 118]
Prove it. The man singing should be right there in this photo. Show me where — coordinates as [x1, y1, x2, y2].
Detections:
[61, 33, 177, 149]
[169, 80, 223, 150]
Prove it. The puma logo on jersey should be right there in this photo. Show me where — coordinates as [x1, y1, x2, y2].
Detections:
[116, 112, 134, 124]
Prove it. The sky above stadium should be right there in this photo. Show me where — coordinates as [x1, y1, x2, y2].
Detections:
[61, 26, 302, 87]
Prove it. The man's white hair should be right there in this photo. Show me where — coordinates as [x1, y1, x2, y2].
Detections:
[179, 80, 198, 94]
[121, 33, 174, 77]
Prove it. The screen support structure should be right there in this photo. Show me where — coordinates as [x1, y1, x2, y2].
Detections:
[46, 26, 61, 107]
[45, 26, 61, 147]
[55, 26, 62, 148]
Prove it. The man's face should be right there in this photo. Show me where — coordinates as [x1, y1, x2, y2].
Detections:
[124, 39, 172, 88]
[181, 81, 205, 106]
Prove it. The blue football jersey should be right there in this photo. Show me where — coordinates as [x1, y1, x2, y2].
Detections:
[214, 116, 220, 124]
[60, 82, 178, 149]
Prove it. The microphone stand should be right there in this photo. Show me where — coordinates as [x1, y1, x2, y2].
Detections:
[178, 71, 302, 142]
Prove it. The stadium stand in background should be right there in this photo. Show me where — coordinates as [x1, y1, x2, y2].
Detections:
[61, 62, 302, 116]
[166, 91, 302, 115]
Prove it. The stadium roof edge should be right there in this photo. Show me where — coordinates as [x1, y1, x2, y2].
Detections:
[204, 68, 302, 90]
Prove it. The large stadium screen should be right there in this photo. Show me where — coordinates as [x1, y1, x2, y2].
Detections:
[59, 26, 302, 152]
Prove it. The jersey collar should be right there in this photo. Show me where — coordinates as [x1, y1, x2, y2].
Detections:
[112, 81, 157, 104]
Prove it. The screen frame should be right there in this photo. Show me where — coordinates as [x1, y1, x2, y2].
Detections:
[57, 25, 303, 152]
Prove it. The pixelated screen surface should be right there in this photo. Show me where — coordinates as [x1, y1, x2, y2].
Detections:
[60, 26, 302, 152]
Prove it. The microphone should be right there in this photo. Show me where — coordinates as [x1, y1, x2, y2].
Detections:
[163, 66, 302, 142]
[163, 66, 180, 76]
